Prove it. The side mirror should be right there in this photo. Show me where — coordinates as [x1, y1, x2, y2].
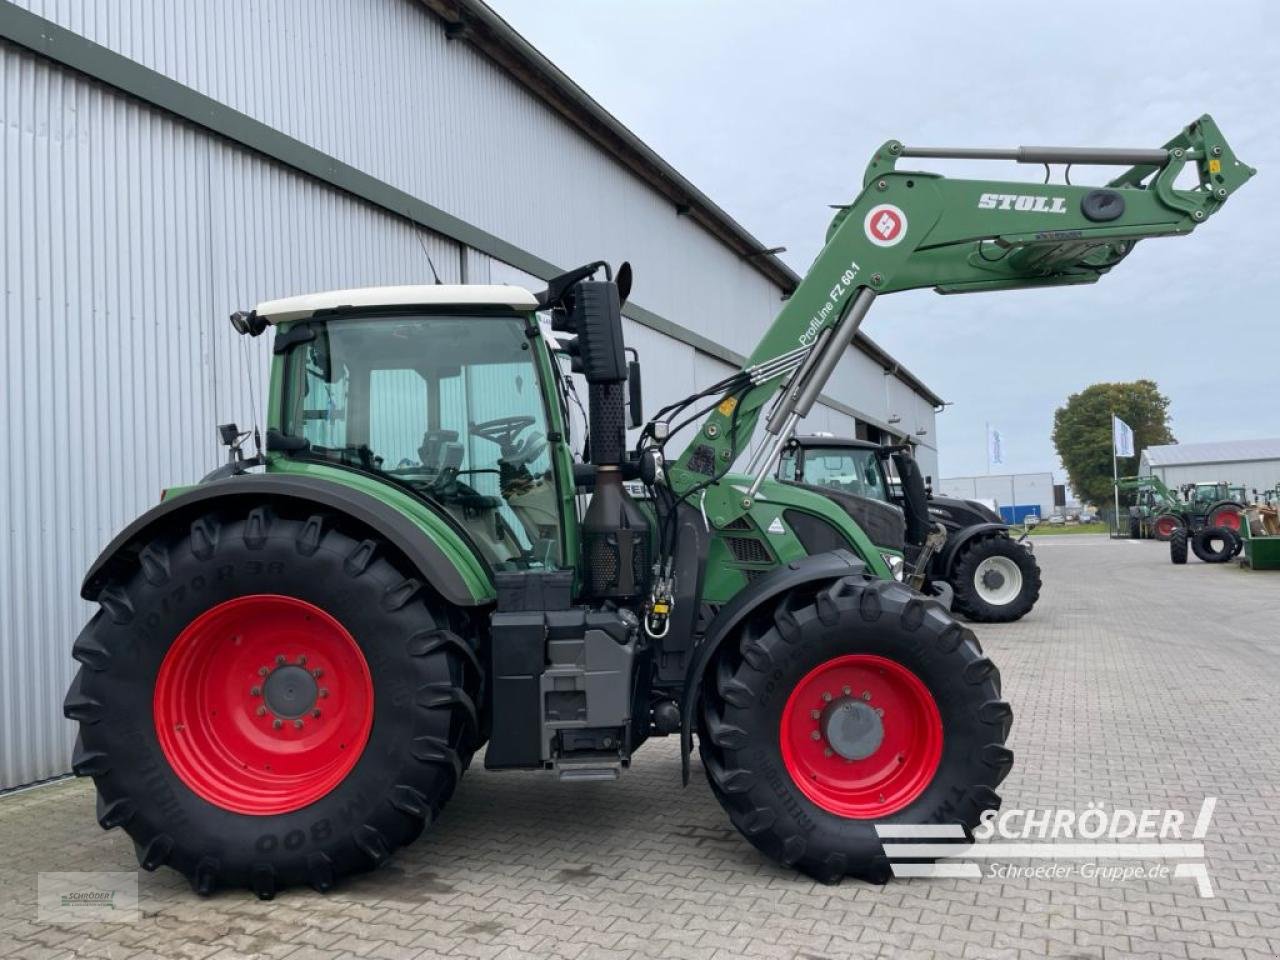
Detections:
[627, 358, 643, 428]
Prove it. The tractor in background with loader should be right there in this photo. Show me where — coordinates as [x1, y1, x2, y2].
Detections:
[1120, 475, 1244, 541]
[66, 117, 1252, 896]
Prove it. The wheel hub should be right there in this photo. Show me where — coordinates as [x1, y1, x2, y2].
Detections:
[779, 654, 943, 819]
[154, 594, 373, 815]
[980, 567, 1006, 590]
[262, 664, 318, 719]
[820, 698, 884, 761]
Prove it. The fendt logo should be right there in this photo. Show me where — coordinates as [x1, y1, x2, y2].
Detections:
[978, 192, 1068, 214]
[864, 204, 907, 247]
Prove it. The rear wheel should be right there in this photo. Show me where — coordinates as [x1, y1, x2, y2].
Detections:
[65, 505, 482, 897]
[1208, 503, 1242, 533]
[1170, 527, 1188, 564]
[698, 575, 1012, 884]
[949, 536, 1042, 623]
[1128, 514, 1142, 539]
[1153, 514, 1180, 542]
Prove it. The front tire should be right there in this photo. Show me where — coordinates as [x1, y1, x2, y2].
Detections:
[65, 505, 482, 897]
[1170, 527, 1189, 564]
[949, 536, 1042, 623]
[698, 575, 1012, 884]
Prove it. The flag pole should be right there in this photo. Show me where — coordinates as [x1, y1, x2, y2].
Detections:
[985, 421, 991, 475]
[1111, 414, 1121, 538]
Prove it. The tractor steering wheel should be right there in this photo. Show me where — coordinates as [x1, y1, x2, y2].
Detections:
[469, 415, 548, 467]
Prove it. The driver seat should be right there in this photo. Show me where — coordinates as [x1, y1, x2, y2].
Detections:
[418, 429, 460, 471]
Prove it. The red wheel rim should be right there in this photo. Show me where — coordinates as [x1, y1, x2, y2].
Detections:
[779, 654, 942, 819]
[1155, 516, 1178, 537]
[154, 595, 373, 815]
[1211, 509, 1240, 531]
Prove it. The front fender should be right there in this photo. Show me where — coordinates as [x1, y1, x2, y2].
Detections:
[936, 523, 1008, 575]
[679, 549, 866, 784]
[82, 474, 491, 607]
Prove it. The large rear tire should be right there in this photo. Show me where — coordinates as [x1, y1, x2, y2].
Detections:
[697, 575, 1012, 884]
[65, 505, 482, 897]
[949, 535, 1042, 623]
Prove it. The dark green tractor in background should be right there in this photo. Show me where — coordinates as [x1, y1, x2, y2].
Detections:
[65, 118, 1251, 896]
[778, 436, 1041, 622]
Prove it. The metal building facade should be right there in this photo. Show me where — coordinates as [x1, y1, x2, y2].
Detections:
[0, 0, 941, 789]
[1141, 439, 1280, 498]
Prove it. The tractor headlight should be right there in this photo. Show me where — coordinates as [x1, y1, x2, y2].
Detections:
[880, 552, 906, 581]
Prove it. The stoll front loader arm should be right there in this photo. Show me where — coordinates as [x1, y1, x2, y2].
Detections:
[667, 116, 1253, 528]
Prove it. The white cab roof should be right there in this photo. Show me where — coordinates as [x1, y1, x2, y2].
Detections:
[254, 284, 539, 323]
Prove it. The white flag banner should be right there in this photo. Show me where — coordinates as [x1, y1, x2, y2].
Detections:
[1113, 416, 1135, 458]
[988, 426, 1005, 467]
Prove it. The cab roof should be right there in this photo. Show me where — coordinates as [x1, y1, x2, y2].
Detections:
[254, 284, 539, 324]
[791, 434, 881, 451]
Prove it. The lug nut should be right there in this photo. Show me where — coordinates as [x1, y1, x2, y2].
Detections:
[256, 706, 267, 717]
[297, 655, 307, 665]
[842, 686, 851, 696]
[312, 668, 323, 679]
[272, 718, 282, 730]
[318, 688, 329, 699]
[822, 692, 832, 702]
[275, 654, 286, 665]
[294, 719, 304, 730]
[258, 666, 269, 677]
[250, 686, 261, 697]
[810, 731, 821, 741]
[876, 707, 884, 717]
[810, 710, 821, 720]
[823, 748, 833, 758]
[312, 709, 322, 719]
[862, 691, 872, 701]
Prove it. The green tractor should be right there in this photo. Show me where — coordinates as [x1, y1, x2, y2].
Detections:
[1120, 475, 1243, 540]
[777, 436, 1041, 622]
[66, 117, 1252, 896]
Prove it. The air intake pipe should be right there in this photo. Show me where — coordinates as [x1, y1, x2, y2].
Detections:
[551, 276, 650, 600]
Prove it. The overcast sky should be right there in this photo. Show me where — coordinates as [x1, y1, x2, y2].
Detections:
[488, 0, 1278, 478]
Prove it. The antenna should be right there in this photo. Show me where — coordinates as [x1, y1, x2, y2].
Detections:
[416, 230, 443, 284]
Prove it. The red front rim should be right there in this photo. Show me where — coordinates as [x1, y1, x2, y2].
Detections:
[1155, 516, 1178, 537]
[779, 654, 943, 819]
[1211, 509, 1241, 531]
[154, 595, 373, 815]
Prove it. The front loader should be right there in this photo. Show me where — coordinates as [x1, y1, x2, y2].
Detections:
[66, 116, 1253, 896]
[1120, 474, 1244, 539]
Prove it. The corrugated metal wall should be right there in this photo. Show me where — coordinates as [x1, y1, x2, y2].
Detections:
[1147, 462, 1280, 498]
[0, 0, 937, 788]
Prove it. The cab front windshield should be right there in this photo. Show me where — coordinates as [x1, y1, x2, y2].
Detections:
[283, 314, 563, 570]
[780, 446, 890, 502]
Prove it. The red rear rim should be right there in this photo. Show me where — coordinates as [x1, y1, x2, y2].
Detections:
[779, 654, 942, 818]
[154, 595, 373, 815]
[1212, 510, 1240, 531]
[1155, 516, 1178, 537]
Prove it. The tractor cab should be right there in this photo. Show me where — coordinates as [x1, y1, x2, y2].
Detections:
[256, 285, 580, 575]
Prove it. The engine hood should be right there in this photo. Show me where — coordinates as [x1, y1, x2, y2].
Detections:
[926, 495, 1004, 531]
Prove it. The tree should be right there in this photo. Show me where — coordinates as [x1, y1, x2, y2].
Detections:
[1051, 380, 1175, 506]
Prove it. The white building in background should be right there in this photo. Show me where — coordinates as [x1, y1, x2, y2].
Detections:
[0, 0, 943, 789]
[938, 472, 1058, 523]
[1141, 439, 1280, 497]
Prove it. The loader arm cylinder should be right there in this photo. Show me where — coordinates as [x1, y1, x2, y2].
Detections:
[899, 145, 1170, 166]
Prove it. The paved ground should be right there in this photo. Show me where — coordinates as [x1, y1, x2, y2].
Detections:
[2, 535, 1279, 960]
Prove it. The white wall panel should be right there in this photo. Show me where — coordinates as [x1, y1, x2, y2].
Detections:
[0, 45, 462, 789]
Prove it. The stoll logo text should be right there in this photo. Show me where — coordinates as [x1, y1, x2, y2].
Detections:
[977, 192, 1068, 213]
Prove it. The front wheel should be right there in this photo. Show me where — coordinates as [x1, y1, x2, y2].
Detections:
[949, 536, 1042, 623]
[698, 575, 1012, 884]
[65, 506, 482, 897]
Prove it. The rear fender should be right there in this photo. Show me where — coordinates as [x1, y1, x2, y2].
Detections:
[679, 549, 866, 784]
[81, 474, 490, 607]
[937, 523, 1008, 576]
